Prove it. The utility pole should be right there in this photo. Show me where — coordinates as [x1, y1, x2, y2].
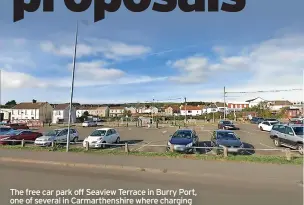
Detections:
[184, 97, 187, 125]
[224, 86, 226, 120]
[66, 21, 79, 152]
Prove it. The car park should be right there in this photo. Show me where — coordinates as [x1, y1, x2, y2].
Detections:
[167, 129, 199, 153]
[82, 121, 97, 127]
[210, 130, 244, 154]
[34, 128, 79, 146]
[258, 120, 279, 132]
[83, 128, 120, 149]
[270, 124, 303, 154]
[218, 120, 239, 130]
[0, 129, 42, 145]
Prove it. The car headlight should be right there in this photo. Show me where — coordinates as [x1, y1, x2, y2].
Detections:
[219, 144, 224, 148]
[167, 141, 171, 146]
[0, 137, 9, 141]
[186, 142, 192, 148]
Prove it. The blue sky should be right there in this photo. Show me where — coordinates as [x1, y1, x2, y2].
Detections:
[0, 0, 303, 104]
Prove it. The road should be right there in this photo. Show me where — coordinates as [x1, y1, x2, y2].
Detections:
[0, 161, 302, 205]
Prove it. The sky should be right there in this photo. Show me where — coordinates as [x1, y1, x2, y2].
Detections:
[0, 0, 303, 104]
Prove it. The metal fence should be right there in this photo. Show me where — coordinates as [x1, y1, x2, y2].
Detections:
[0, 139, 301, 159]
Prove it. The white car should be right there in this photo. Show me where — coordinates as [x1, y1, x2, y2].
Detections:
[35, 128, 79, 146]
[82, 121, 97, 127]
[83, 128, 120, 149]
[258, 121, 279, 132]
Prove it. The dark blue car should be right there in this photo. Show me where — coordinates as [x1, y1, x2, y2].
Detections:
[211, 130, 244, 154]
[250, 117, 264, 124]
[167, 129, 199, 153]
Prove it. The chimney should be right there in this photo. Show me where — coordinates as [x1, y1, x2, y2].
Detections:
[32, 99, 37, 103]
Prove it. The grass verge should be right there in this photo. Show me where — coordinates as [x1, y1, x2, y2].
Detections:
[0, 145, 302, 165]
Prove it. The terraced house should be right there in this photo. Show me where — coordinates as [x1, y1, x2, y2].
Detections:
[109, 106, 125, 117]
[11, 100, 53, 122]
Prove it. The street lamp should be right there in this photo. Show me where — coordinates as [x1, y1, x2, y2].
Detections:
[66, 21, 79, 152]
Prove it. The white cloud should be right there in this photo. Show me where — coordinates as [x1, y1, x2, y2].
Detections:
[168, 34, 304, 88]
[40, 38, 151, 60]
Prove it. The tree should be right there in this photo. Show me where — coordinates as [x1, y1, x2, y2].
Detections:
[5, 100, 17, 107]
[123, 110, 132, 117]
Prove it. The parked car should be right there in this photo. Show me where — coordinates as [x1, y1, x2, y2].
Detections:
[210, 130, 244, 154]
[289, 118, 303, 125]
[258, 120, 279, 132]
[270, 123, 303, 154]
[0, 129, 42, 145]
[82, 121, 97, 127]
[8, 123, 29, 130]
[83, 128, 120, 149]
[218, 120, 239, 130]
[167, 129, 199, 153]
[34, 128, 79, 146]
[250, 117, 264, 124]
[0, 126, 14, 135]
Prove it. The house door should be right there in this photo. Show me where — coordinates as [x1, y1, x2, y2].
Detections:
[0, 113, 3, 121]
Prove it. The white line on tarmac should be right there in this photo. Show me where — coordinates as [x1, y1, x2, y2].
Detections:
[259, 143, 275, 149]
[133, 141, 153, 151]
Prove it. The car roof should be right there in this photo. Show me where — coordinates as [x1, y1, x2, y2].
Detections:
[176, 129, 194, 132]
[96, 128, 113, 131]
[215, 130, 234, 133]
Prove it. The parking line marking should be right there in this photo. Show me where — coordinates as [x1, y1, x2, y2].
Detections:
[133, 141, 153, 151]
[259, 143, 275, 149]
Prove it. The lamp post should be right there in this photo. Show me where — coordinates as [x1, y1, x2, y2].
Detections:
[66, 21, 79, 152]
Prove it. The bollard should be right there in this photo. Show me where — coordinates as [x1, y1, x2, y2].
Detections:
[126, 123, 128, 127]
[125, 143, 129, 153]
[156, 121, 158, 129]
[21, 139, 25, 147]
[285, 148, 292, 161]
[223, 146, 228, 158]
[170, 144, 174, 152]
[85, 141, 89, 151]
[51, 141, 54, 147]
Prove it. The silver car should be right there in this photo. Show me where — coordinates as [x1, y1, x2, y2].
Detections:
[270, 124, 304, 154]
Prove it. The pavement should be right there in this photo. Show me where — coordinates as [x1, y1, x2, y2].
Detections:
[34, 122, 297, 156]
[0, 149, 303, 205]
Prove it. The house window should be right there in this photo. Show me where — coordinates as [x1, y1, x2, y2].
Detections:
[25, 110, 27, 115]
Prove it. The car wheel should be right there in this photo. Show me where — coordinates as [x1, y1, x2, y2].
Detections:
[101, 141, 107, 149]
[259, 126, 263, 131]
[297, 144, 303, 155]
[273, 138, 281, 147]
[115, 137, 120, 144]
[73, 137, 78, 143]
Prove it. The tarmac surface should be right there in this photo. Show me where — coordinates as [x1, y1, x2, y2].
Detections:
[0, 149, 302, 205]
[38, 122, 297, 156]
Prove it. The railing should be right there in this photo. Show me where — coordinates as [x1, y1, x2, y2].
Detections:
[0, 139, 301, 161]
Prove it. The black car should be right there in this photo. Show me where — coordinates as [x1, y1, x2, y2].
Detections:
[250, 117, 264, 124]
[211, 130, 244, 154]
[218, 120, 239, 130]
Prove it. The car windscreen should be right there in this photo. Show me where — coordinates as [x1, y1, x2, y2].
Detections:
[45, 130, 60, 136]
[0, 127, 11, 132]
[217, 132, 237, 140]
[6, 130, 22, 135]
[172, 130, 192, 139]
[270, 122, 279, 125]
[222, 121, 232, 124]
[293, 127, 304, 136]
[90, 130, 106, 136]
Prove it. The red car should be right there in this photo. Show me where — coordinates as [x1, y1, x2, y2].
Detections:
[0, 129, 42, 145]
[9, 123, 29, 130]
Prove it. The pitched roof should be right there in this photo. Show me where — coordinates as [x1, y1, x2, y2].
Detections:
[180, 105, 202, 110]
[215, 102, 227, 107]
[54, 103, 70, 110]
[13, 102, 47, 109]
[109, 106, 125, 110]
[245, 97, 266, 103]
[271, 100, 293, 106]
